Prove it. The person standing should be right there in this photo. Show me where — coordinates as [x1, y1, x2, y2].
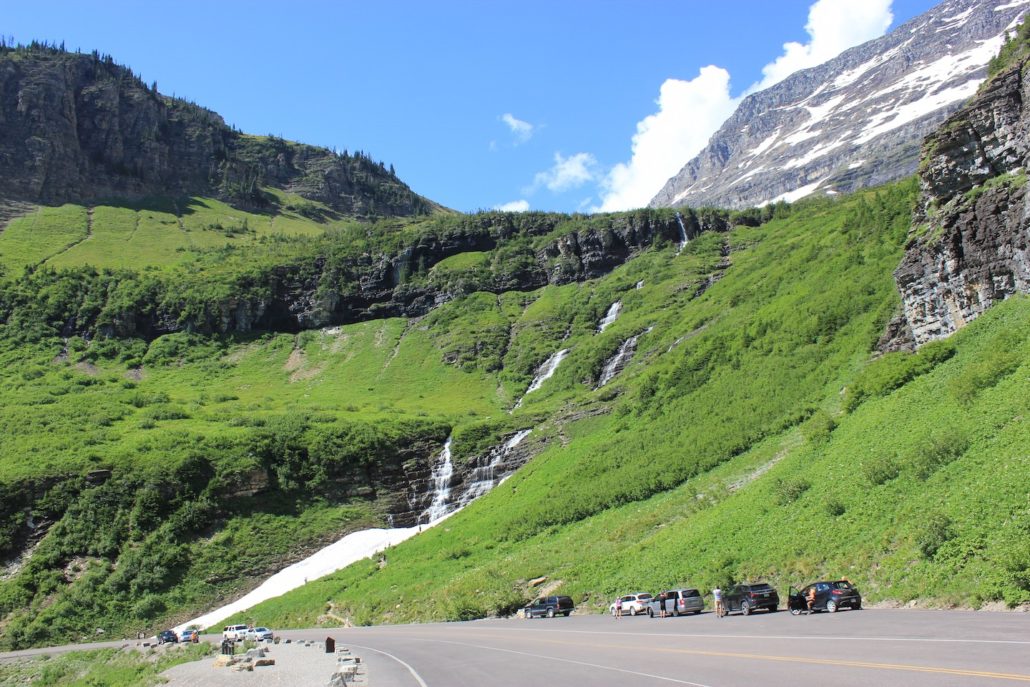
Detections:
[658, 592, 668, 618]
[713, 586, 723, 618]
[614, 596, 623, 619]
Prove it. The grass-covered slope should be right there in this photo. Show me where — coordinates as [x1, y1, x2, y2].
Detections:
[229, 180, 1027, 627]
[1, 178, 1027, 649]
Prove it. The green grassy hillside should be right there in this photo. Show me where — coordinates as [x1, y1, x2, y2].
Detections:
[231, 179, 1028, 627]
[0, 178, 1026, 649]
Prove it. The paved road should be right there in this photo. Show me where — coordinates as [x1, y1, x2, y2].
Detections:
[2, 609, 1027, 686]
[276, 609, 1030, 687]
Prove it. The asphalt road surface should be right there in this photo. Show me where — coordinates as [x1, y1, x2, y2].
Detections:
[2, 609, 1027, 686]
[278, 609, 1030, 687]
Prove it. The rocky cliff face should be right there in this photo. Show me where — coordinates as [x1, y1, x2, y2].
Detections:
[650, 0, 1027, 211]
[882, 59, 1030, 349]
[19, 209, 729, 340]
[0, 47, 431, 217]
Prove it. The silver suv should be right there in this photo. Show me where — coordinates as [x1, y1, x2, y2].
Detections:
[648, 588, 704, 617]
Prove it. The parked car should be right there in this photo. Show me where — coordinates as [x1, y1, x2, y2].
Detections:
[178, 627, 199, 642]
[788, 580, 862, 614]
[524, 595, 574, 618]
[608, 592, 653, 616]
[156, 630, 178, 644]
[222, 624, 249, 641]
[647, 588, 705, 617]
[723, 583, 779, 615]
[246, 626, 274, 641]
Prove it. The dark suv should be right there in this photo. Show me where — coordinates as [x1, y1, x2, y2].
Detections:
[524, 595, 574, 618]
[789, 580, 861, 614]
[723, 583, 779, 615]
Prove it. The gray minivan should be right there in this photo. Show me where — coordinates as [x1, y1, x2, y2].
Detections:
[647, 588, 704, 617]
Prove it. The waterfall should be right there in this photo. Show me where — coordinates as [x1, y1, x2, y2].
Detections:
[635, 280, 644, 289]
[422, 437, 454, 524]
[459, 429, 532, 506]
[598, 334, 641, 387]
[675, 212, 689, 253]
[596, 301, 622, 333]
[513, 348, 569, 409]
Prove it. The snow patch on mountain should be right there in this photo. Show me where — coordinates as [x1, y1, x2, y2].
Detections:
[650, 0, 1028, 211]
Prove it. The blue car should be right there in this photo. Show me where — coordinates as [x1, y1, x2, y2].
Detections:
[156, 630, 178, 644]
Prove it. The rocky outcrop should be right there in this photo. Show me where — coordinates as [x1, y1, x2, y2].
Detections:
[883, 59, 1030, 349]
[0, 47, 432, 217]
[650, 0, 1027, 211]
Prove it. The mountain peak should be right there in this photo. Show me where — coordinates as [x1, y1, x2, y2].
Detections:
[650, 0, 1029, 210]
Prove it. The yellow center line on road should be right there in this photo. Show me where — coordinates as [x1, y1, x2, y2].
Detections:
[384, 629, 1030, 683]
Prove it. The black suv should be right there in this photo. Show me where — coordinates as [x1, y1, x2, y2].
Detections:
[789, 580, 862, 614]
[524, 595, 574, 618]
[723, 583, 779, 615]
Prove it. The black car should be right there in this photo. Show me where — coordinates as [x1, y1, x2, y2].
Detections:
[524, 595, 574, 618]
[723, 583, 779, 615]
[156, 629, 179, 644]
[788, 579, 862, 614]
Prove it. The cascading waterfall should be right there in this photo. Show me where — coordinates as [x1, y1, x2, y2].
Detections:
[513, 348, 569, 409]
[596, 301, 621, 333]
[422, 437, 454, 524]
[459, 429, 532, 505]
[675, 212, 689, 253]
[598, 331, 647, 387]
[635, 280, 644, 289]
[175, 430, 536, 634]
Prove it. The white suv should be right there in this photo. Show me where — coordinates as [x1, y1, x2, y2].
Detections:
[608, 592, 653, 616]
[222, 624, 249, 641]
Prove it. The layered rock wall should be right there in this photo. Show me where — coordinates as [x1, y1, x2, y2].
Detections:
[885, 60, 1030, 349]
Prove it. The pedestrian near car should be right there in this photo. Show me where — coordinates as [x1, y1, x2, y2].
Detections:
[614, 597, 623, 619]
[658, 592, 668, 618]
[713, 586, 723, 617]
[806, 585, 817, 614]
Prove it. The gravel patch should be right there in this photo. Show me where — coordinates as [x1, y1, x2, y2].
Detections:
[161, 642, 366, 686]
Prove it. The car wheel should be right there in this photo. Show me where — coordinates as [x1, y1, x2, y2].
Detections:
[768, 607, 777, 613]
[741, 601, 751, 616]
[854, 601, 862, 610]
[564, 611, 571, 617]
[546, 608, 555, 618]
[827, 600, 838, 613]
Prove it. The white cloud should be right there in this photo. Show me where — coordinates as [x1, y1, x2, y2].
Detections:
[597, 66, 736, 212]
[595, 0, 894, 212]
[753, 0, 893, 92]
[494, 199, 530, 212]
[500, 113, 534, 144]
[529, 152, 599, 194]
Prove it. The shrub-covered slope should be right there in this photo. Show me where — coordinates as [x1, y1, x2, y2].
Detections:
[1, 169, 1026, 649]
[236, 182, 1028, 628]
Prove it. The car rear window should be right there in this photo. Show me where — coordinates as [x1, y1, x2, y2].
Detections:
[833, 581, 853, 590]
[750, 584, 773, 592]
[637, 593, 652, 599]
[682, 589, 700, 598]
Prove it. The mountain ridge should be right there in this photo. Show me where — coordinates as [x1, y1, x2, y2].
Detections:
[0, 44, 435, 218]
[650, 0, 1028, 210]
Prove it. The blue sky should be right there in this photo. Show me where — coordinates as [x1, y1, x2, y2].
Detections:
[5, 0, 939, 213]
